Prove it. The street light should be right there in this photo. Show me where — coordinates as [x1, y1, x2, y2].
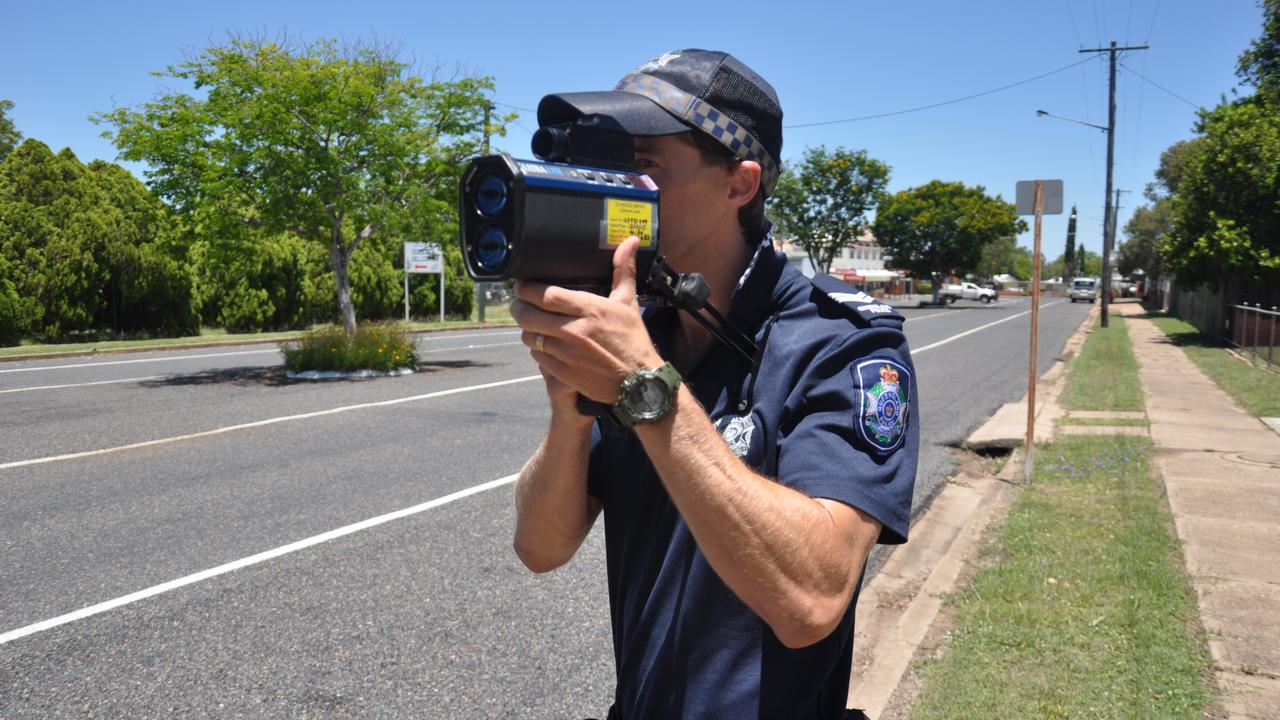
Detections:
[1036, 107, 1116, 326]
[1035, 109, 1108, 133]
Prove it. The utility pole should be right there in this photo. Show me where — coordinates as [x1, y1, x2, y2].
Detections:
[1080, 41, 1147, 327]
[476, 100, 493, 323]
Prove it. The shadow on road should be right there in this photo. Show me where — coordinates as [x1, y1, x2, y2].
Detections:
[137, 360, 490, 388]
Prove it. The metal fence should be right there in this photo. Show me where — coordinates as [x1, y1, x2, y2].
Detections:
[1227, 303, 1280, 370]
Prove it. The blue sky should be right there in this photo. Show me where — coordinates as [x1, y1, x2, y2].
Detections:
[5, 0, 1265, 260]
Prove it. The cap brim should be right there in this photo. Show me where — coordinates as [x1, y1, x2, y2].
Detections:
[537, 91, 692, 136]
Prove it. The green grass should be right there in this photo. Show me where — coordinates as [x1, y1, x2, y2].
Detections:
[908, 435, 1215, 720]
[1059, 316, 1145, 412]
[1058, 416, 1151, 427]
[1151, 315, 1280, 417]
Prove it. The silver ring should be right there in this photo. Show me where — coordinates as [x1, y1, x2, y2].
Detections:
[534, 334, 545, 353]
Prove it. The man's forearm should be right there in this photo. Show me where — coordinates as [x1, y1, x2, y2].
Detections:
[634, 386, 880, 648]
[513, 411, 599, 573]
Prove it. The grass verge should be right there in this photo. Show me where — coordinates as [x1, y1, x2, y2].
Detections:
[1059, 316, 1144, 412]
[1150, 315, 1280, 417]
[908, 435, 1214, 719]
[1058, 416, 1151, 427]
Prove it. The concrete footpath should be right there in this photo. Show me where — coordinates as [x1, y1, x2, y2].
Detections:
[1116, 303, 1280, 719]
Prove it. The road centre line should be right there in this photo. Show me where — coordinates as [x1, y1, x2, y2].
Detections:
[0, 348, 281, 374]
[0, 375, 542, 471]
[0, 375, 167, 394]
[0, 330, 523, 374]
[2, 306, 1064, 463]
[909, 300, 1065, 356]
[0, 342, 526, 395]
[0, 473, 519, 646]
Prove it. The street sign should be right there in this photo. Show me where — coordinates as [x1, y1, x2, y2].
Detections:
[404, 242, 443, 274]
[1016, 179, 1064, 215]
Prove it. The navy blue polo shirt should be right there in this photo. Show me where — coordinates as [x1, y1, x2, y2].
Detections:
[587, 240, 919, 720]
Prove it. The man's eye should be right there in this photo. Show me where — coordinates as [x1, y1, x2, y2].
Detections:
[635, 158, 657, 171]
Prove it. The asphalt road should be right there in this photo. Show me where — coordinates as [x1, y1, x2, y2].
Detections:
[0, 296, 1091, 718]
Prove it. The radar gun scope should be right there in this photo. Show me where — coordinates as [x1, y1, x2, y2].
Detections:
[458, 122, 660, 291]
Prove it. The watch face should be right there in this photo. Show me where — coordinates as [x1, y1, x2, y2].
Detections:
[635, 378, 667, 414]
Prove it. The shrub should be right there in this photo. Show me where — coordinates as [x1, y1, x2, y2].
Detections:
[917, 280, 934, 294]
[282, 322, 418, 373]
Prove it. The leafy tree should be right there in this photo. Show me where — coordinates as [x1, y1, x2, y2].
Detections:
[1063, 205, 1077, 280]
[767, 146, 890, 274]
[1076, 244, 1090, 277]
[1163, 99, 1280, 287]
[1237, 0, 1280, 102]
[1119, 202, 1169, 279]
[0, 139, 195, 341]
[96, 35, 503, 335]
[975, 235, 1033, 281]
[0, 99, 20, 163]
[873, 180, 1026, 297]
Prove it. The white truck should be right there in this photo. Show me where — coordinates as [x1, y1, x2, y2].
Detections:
[938, 282, 997, 304]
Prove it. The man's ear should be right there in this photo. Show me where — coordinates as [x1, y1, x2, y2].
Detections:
[727, 160, 762, 209]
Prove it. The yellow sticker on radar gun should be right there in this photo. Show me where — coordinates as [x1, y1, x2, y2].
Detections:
[604, 199, 656, 249]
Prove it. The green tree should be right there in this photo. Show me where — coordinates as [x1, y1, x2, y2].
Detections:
[1237, 0, 1280, 102]
[767, 146, 890, 274]
[873, 180, 1026, 297]
[974, 235, 1033, 281]
[1163, 99, 1280, 287]
[96, 35, 502, 335]
[1076, 244, 1090, 277]
[0, 100, 20, 163]
[0, 140, 196, 340]
[1063, 205, 1077, 280]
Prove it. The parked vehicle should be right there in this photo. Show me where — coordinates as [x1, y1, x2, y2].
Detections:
[1069, 277, 1098, 303]
[938, 282, 998, 304]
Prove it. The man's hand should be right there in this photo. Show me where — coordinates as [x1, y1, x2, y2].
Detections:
[512, 237, 663, 413]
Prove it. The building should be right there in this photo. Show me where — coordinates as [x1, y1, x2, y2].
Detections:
[778, 231, 908, 294]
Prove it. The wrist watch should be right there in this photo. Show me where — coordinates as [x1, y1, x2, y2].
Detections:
[610, 362, 682, 427]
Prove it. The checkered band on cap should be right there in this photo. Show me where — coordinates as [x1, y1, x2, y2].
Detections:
[615, 72, 780, 196]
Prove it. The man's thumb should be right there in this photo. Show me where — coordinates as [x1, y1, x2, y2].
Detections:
[609, 236, 640, 304]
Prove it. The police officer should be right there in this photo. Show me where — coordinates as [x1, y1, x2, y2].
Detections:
[510, 49, 918, 719]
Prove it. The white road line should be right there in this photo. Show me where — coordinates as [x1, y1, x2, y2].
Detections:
[424, 341, 522, 353]
[0, 375, 166, 394]
[0, 375, 542, 470]
[910, 300, 1066, 356]
[0, 349, 281, 374]
[1, 341, 526, 394]
[0, 331, 523, 374]
[0, 473, 519, 646]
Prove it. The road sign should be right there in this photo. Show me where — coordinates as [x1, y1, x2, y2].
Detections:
[404, 242, 443, 274]
[1016, 179, 1064, 215]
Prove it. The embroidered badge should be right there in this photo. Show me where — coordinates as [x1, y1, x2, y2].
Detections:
[717, 414, 756, 458]
[853, 359, 911, 453]
[636, 50, 683, 73]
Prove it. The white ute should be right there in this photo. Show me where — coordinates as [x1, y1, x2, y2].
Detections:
[938, 282, 997, 304]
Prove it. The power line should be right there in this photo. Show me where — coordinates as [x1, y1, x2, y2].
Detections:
[784, 56, 1099, 129]
[1120, 62, 1200, 108]
[1064, 0, 1085, 47]
[491, 100, 536, 113]
[1144, 0, 1162, 44]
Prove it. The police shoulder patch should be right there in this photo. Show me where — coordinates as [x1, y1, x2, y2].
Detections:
[853, 358, 911, 453]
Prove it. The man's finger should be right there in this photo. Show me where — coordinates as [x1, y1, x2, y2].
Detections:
[609, 236, 641, 305]
[515, 279, 593, 317]
[510, 299, 575, 337]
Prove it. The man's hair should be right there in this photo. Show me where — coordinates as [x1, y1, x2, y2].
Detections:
[684, 130, 769, 244]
